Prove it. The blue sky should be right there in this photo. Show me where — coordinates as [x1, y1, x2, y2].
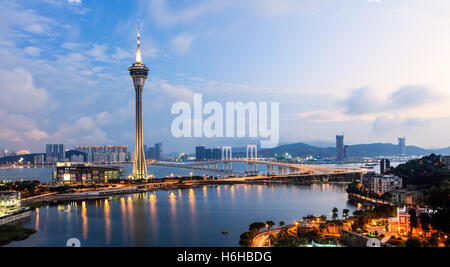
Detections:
[1, 0, 450, 154]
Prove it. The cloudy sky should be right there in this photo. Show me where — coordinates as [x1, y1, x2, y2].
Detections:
[1, 0, 450, 154]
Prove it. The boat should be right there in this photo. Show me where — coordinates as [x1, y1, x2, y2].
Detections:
[221, 231, 229, 235]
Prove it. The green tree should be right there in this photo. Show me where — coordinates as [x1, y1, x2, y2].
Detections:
[342, 209, 350, 220]
[249, 222, 266, 232]
[266, 221, 276, 230]
[332, 207, 339, 221]
[419, 213, 431, 235]
[408, 209, 418, 236]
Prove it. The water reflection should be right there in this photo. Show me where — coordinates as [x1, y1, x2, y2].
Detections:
[127, 196, 135, 244]
[35, 208, 39, 231]
[120, 197, 128, 244]
[104, 199, 111, 244]
[81, 201, 88, 239]
[169, 191, 179, 242]
[149, 193, 158, 242]
[10, 184, 356, 247]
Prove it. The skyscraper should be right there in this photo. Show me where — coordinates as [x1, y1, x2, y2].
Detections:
[196, 146, 206, 161]
[129, 22, 149, 180]
[154, 143, 163, 161]
[380, 159, 391, 174]
[398, 137, 406, 156]
[46, 144, 65, 163]
[336, 135, 345, 161]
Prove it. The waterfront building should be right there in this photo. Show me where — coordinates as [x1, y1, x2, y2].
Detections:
[73, 145, 129, 163]
[205, 148, 212, 160]
[213, 148, 222, 160]
[155, 143, 163, 161]
[147, 146, 155, 160]
[0, 191, 21, 210]
[380, 159, 391, 174]
[53, 163, 121, 184]
[398, 137, 406, 156]
[361, 174, 403, 195]
[33, 154, 45, 164]
[336, 135, 345, 161]
[196, 146, 206, 161]
[129, 22, 150, 179]
[46, 144, 65, 163]
[145, 143, 163, 161]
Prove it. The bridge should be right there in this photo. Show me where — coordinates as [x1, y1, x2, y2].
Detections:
[150, 159, 365, 175]
[149, 145, 366, 179]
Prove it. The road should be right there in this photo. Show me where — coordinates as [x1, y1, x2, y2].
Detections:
[250, 229, 281, 247]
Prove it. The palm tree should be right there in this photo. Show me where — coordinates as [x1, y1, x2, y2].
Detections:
[408, 209, 418, 236]
[266, 221, 276, 230]
[343, 209, 350, 220]
[332, 207, 339, 221]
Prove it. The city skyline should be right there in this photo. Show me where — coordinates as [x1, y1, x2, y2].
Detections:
[1, 0, 450, 153]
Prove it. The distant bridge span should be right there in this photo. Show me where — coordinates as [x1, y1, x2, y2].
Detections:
[150, 159, 366, 176]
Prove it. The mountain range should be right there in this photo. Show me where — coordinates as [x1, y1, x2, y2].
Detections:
[243, 142, 450, 158]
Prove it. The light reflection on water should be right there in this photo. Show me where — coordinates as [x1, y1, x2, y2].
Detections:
[9, 184, 355, 247]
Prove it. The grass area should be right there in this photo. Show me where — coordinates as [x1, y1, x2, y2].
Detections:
[0, 225, 36, 246]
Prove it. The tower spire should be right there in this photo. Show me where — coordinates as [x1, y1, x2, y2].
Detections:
[136, 20, 143, 63]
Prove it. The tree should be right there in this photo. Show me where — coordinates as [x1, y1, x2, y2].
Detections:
[249, 222, 266, 232]
[332, 207, 339, 221]
[342, 209, 350, 220]
[419, 213, 431, 235]
[239, 232, 254, 247]
[408, 209, 418, 236]
[266, 221, 276, 230]
[279, 221, 285, 227]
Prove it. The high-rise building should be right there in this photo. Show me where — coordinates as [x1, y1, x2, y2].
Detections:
[75, 146, 90, 154]
[196, 146, 206, 161]
[398, 137, 406, 156]
[46, 144, 65, 163]
[205, 148, 212, 160]
[213, 148, 222, 160]
[129, 22, 149, 180]
[154, 143, 163, 161]
[336, 135, 345, 161]
[148, 147, 156, 160]
[380, 159, 391, 174]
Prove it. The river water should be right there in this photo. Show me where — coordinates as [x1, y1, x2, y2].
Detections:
[8, 183, 355, 247]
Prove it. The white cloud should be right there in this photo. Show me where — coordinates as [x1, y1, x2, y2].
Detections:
[148, 0, 224, 26]
[170, 33, 195, 54]
[0, 0, 58, 36]
[0, 68, 49, 111]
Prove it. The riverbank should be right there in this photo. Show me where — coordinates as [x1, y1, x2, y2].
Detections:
[348, 193, 393, 206]
[0, 224, 36, 246]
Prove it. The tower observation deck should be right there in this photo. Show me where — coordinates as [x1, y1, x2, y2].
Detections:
[129, 22, 149, 180]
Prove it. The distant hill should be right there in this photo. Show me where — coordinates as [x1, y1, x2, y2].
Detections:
[251, 142, 450, 158]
